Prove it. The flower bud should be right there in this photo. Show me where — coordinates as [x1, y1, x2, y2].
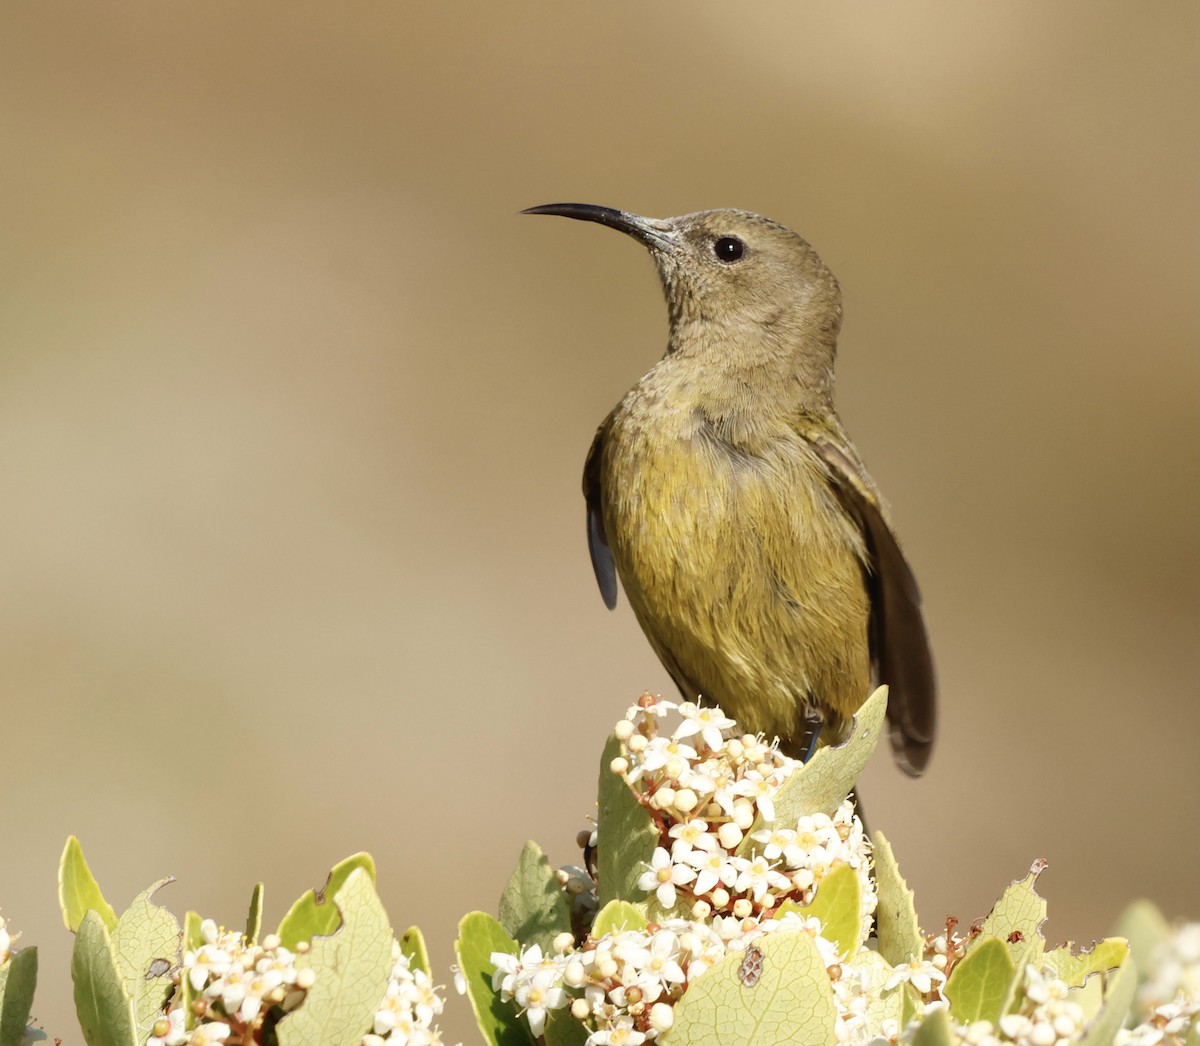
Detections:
[673, 788, 699, 814]
[717, 822, 744, 849]
[733, 799, 755, 829]
[649, 1002, 675, 1033]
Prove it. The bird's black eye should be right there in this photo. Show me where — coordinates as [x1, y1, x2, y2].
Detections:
[713, 236, 745, 263]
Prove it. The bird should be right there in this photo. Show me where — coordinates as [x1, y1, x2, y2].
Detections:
[523, 203, 936, 775]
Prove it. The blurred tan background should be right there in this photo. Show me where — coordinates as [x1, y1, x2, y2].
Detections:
[1, 2, 1196, 1039]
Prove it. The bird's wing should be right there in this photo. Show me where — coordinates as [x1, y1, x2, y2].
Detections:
[808, 429, 937, 775]
[583, 421, 619, 609]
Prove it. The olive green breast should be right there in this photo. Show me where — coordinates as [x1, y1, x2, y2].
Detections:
[599, 384, 872, 747]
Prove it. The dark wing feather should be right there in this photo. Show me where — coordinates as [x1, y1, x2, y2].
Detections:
[583, 423, 619, 610]
[814, 438, 937, 775]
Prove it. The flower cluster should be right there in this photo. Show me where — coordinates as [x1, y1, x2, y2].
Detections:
[492, 913, 853, 1045]
[1000, 965, 1086, 1044]
[487, 692, 1190, 1046]
[917, 929, 1200, 1046]
[918, 964, 1086, 1046]
[893, 921, 962, 1003]
[363, 939, 452, 1046]
[147, 920, 313, 1045]
[613, 694, 875, 926]
[488, 694, 892, 1045]
[1120, 921, 1200, 1046]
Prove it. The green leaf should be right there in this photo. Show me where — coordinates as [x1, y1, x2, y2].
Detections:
[1113, 900, 1170, 985]
[245, 882, 264, 944]
[943, 935, 1016, 1026]
[1044, 938, 1130, 989]
[910, 1006, 955, 1046]
[978, 862, 1047, 968]
[400, 925, 430, 977]
[454, 911, 535, 1046]
[592, 900, 648, 937]
[797, 862, 862, 958]
[998, 933, 1045, 1018]
[276, 868, 394, 1046]
[277, 852, 376, 950]
[873, 830, 923, 967]
[740, 686, 888, 849]
[1077, 951, 1137, 1046]
[0, 947, 38, 1046]
[111, 879, 181, 1032]
[499, 841, 572, 951]
[597, 735, 659, 906]
[71, 910, 138, 1046]
[59, 837, 118, 934]
[182, 911, 204, 952]
[664, 929, 838, 1046]
[901, 983, 923, 1029]
[181, 912, 203, 1031]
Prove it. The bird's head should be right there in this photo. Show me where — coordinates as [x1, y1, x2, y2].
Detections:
[523, 204, 843, 385]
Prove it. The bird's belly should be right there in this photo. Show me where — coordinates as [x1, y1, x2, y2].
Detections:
[603, 425, 871, 743]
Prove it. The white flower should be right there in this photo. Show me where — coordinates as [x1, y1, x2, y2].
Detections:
[605, 930, 649, 972]
[680, 847, 739, 898]
[674, 703, 736, 752]
[1121, 1025, 1166, 1046]
[642, 929, 687, 989]
[0, 915, 15, 967]
[517, 967, 567, 1037]
[751, 826, 804, 865]
[791, 815, 838, 867]
[884, 959, 946, 996]
[733, 855, 790, 903]
[625, 696, 676, 721]
[189, 1024, 232, 1046]
[145, 1009, 186, 1046]
[737, 734, 770, 765]
[238, 967, 284, 1023]
[206, 961, 249, 1014]
[732, 771, 776, 823]
[639, 738, 699, 776]
[637, 847, 696, 909]
[411, 968, 446, 1026]
[491, 944, 539, 995]
[668, 819, 718, 858]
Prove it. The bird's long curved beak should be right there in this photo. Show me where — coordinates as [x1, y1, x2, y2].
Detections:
[521, 203, 679, 251]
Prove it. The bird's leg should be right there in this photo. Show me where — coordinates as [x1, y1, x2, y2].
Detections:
[799, 709, 823, 763]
